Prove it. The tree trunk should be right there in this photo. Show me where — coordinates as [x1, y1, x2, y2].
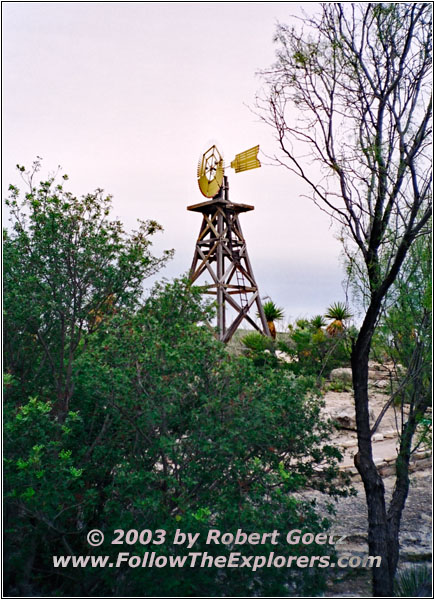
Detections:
[386, 450, 411, 590]
[352, 297, 430, 596]
[352, 336, 395, 596]
[387, 372, 428, 587]
[350, 297, 399, 596]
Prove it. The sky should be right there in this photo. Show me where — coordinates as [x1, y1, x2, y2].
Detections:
[2, 2, 347, 328]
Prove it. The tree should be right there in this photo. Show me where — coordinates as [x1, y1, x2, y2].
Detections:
[4, 279, 349, 596]
[257, 3, 432, 595]
[4, 159, 173, 420]
[372, 233, 432, 574]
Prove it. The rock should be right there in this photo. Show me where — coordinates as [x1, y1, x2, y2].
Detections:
[385, 455, 397, 463]
[341, 439, 357, 449]
[332, 404, 375, 430]
[368, 360, 402, 373]
[367, 361, 404, 382]
[368, 361, 386, 371]
[368, 369, 389, 381]
[275, 350, 294, 363]
[372, 433, 384, 442]
[369, 378, 390, 389]
[334, 408, 356, 429]
[410, 458, 432, 471]
[329, 368, 353, 383]
[412, 469, 431, 479]
[415, 449, 431, 459]
[379, 465, 395, 477]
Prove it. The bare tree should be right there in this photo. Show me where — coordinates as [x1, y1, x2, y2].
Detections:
[256, 3, 432, 596]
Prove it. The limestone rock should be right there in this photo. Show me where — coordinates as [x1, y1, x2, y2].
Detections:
[331, 404, 375, 430]
[275, 350, 294, 363]
[329, 367, 353, 383]
[369, 378, 390, 390]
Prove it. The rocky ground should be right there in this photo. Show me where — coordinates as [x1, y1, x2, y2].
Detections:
[321, 363, 431, 477]
[230, 336, 432, 596]
[320, 470, 432, 597]
[317, 363, 432, 597]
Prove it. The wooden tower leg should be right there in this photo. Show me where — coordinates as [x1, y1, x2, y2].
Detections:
[216, 209, 225, 340]
[233, 214, 270, 337]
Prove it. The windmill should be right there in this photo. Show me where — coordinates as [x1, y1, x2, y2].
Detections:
[187, 144, 271, 342]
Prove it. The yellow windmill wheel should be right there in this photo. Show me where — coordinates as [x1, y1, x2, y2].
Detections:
[197, 145, 224, 198]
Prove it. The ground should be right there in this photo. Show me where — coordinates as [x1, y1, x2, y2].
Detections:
[317, 470, 432, 597]
[230, 334, 432, 596]
[318, 364, 432, 597]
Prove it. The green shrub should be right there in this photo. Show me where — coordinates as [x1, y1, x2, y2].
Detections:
[4, 280, 349, 597]
[241, 331, 277, 366]
[280, 318, 353, 378]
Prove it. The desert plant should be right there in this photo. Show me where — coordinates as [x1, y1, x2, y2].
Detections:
[281, 315, 352, 378]
[311, 315, 327, 330]
[394, 564, 432, 597]
[260, 301, 285, 338]
[325, 302, 352, 337]
[241, 331, 277, 367]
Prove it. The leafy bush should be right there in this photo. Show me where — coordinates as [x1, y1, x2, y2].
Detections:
[3, 160, 172, 417]
[278, 318, 353, 378]
[241, 331, 277, 366]
[3, 164, 351, 596]
[4, 280, 349, 597]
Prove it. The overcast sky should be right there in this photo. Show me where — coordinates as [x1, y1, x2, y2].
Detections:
[3, 1, 347, 326]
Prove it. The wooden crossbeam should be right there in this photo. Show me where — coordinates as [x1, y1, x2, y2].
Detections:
[192, 246, 219, 284]
[190, 240, 219, 282]
[198, 209, 220, 241]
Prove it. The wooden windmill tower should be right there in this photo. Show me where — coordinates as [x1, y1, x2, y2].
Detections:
[187, 144, 271, 343]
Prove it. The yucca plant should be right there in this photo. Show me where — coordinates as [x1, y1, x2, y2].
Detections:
[295, 318, 310, 330]
[311, 315, 327, 331]
[241, 331, 274, 353]
[260, 301, 285, 339]
[241, 331, 276, 366]
[394, 564, 432, 597]
[325, 302, 352, 336]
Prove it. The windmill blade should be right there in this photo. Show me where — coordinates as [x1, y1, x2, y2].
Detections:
[230, 145, 261, 173]
[197, 145, 224, 198]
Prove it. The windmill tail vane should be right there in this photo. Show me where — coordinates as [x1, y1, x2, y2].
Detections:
[230, 145, 261, 173]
